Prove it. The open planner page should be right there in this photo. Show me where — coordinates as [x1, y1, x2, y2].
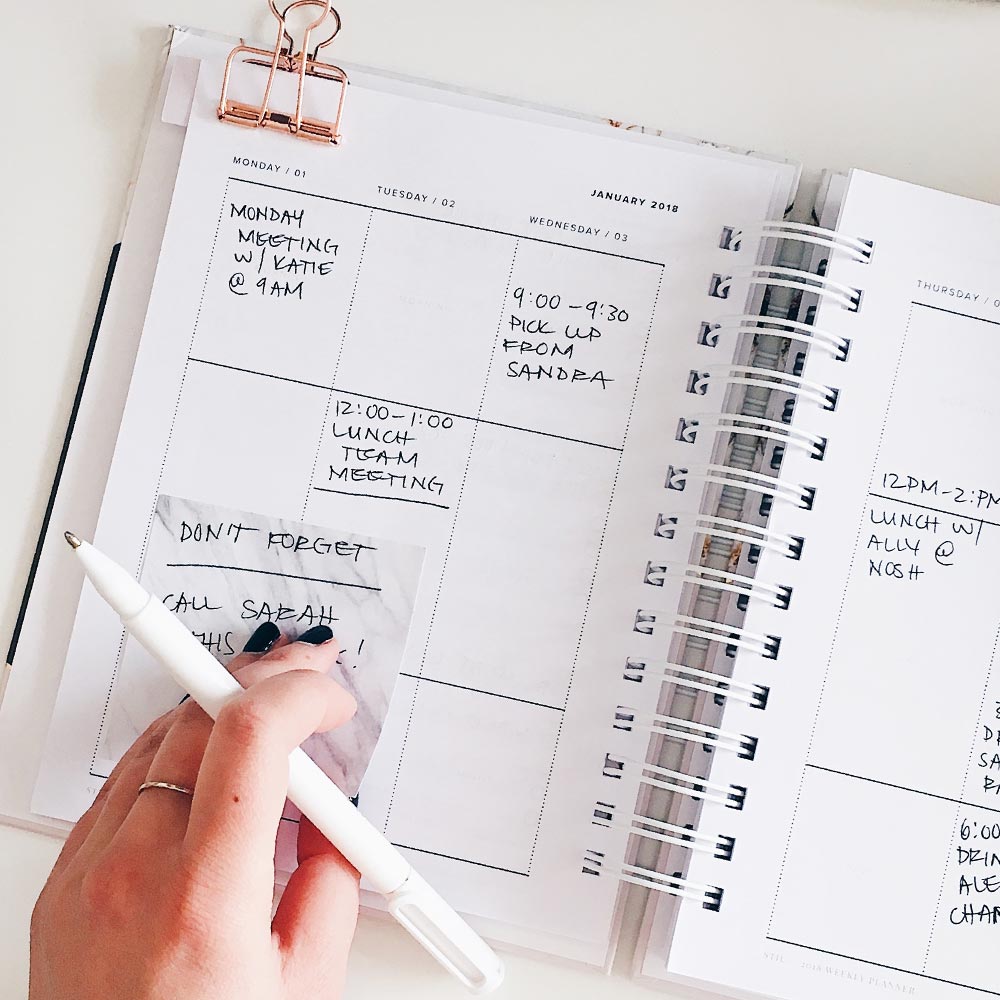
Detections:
[654, 170, 1000, 997]
[31, 56, 792, 961]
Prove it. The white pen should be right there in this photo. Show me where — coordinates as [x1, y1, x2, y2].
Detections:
[63, 531, 504, 994]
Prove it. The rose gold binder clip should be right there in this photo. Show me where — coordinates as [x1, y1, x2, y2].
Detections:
[218, 0, 348, 144]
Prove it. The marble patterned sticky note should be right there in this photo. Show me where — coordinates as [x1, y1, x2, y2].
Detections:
[98, 495, 424, 796]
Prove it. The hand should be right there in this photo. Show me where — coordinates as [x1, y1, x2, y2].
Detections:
[29, 623, 361, 1000]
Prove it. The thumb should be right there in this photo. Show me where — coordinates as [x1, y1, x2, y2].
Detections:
[273, 816, 360, 992]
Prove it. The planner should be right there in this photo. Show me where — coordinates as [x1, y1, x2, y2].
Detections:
[635, 171, 1000, 999]
[4, 7, 998, 994]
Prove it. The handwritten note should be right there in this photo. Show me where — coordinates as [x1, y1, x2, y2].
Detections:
[101, 496, 424, 796]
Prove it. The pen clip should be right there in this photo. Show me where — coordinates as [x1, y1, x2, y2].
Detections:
[385, 870, 504, 994]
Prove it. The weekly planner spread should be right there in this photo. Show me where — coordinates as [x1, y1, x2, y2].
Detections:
[30, 55, 793, 961]
[11, 24, 1000, 997]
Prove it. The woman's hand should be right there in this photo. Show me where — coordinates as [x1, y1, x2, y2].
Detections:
[29, 622, 361, 1000]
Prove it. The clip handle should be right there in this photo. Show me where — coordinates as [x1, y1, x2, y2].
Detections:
[219, 0, 348, 144]
[385, 870, 505, 994]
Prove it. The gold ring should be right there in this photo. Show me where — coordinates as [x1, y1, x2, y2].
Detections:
[138, 780, 195, 797]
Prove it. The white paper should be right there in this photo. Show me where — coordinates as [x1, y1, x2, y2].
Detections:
[662, 171, 1000, 999]
[33, 55, 790, 959]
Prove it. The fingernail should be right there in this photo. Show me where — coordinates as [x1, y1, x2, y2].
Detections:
[297, 624, 334, 645]
[243, 621, 280, 653]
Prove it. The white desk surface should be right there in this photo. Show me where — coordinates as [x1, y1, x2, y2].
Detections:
[4, 0, 1000, 996]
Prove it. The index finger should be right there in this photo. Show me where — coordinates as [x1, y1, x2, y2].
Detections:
[182, 664, 356, 911]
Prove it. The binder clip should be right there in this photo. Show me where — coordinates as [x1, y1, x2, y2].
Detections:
[218, 0, 348, 144]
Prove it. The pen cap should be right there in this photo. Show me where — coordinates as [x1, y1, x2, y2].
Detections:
[385, 870, 504, 994]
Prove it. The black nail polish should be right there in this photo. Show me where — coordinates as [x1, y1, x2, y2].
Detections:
[297, 624, 334, 645]
[243, 621, 280, 653]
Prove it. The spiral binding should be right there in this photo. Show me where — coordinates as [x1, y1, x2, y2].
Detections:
[591, 801, 736, 861]
[602, 752, 748, 809]
[582, 851, 724, 910]
[585, 215, 871, 910]
[664, 464, 816, 509]
[622, 659, 770, 709]
[702, 314, 851, 360]
[693, 365, 839, 410]
[634, 611, 781, 660]
[654, 512, 804, 561]
[613, 707, 759, 760]
[644, 562, 791, 610]
[677, 413, 828, 459]
[713, 264, 862, 312]
[722, 221, 873, 264]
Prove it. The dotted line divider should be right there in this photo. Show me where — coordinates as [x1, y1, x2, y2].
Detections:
[766, 301, 913, 934]
[89, 179, 231, 772]
[301, 208, 375, 520]
[383, 239, 520, 834]
[527, 267, 663, 873]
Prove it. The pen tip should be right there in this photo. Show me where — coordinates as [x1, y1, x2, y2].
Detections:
[64, 531, 83, 550]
